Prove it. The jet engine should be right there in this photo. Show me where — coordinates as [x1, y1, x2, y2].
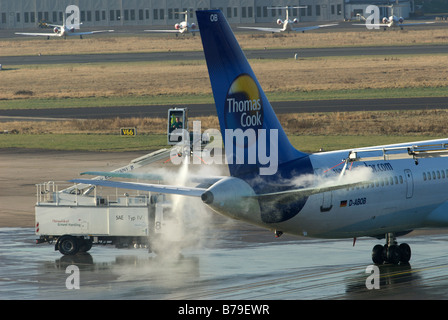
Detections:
[399, 17, 404, 23]
[293, 18, 299, 24]
[382, 17, 389, 23]
[277, 19, 283, 25]
[175, 23, 180, 30]
[191, 23, 197, 29]
[53, 27, 60, 33]
[201, 177, 262, 225]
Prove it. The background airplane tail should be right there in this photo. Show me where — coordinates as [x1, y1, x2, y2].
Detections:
[196, 10, 307, 178]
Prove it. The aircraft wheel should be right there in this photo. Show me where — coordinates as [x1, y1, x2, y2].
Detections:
[373, 233, 412, 265]
[386, 244, 401, 265]
[399, 243, 411, 263]
[372, 244, 384, 264]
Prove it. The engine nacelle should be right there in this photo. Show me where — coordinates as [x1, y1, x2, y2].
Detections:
[174, 23, 180, 30]
[382, 17, 389, 24]
[201, 177, 262, 225]
[399, 17, 404, 23]
[191, 23, 196, 29]
[277, 19, 283, 25]
[69, 27, 75, 33]
[293, 18, 298, 24]
[53, 27, 59, 33]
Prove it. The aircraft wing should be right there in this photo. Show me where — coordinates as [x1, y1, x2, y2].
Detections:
[239, 23, 337, 33]
[238, 26, 283, 33]
[353, 22, 435, 27]
[291, 23, 338, 32]
[82, 171, 165, 180]
[398, 22, 436, 26]
[144, 29, 180, 33]
[144, 29, 200, 33]
[81, 171, 223, 186]
[352, 23, 389, 27]
[69, 30, 114, 36]
[70, 176, 369, 203]
[250, 181, 370, 204]
[69, 179, 206, 197]
[15, 32, 60, 37]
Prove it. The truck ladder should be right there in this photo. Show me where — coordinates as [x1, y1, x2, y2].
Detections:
[62, 148, 172, 194]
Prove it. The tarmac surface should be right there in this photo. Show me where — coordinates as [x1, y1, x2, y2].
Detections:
[3, 226, 448, 301]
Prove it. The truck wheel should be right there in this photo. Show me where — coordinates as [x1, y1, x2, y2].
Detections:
[57, 235, 79, 255]
[78, 238, 93, 253]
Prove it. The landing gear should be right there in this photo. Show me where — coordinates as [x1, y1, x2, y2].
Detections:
[371, 233, 411, 265]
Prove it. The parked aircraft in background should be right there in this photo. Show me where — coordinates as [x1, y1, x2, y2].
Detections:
[72, 10, 448, 265]
[238, 6, 337, 33]
[15, 21, 114, 39]
[355, 4, 435, 30]
[145, 10, 199, 36]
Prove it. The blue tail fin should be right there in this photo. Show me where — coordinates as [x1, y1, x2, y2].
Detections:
[196, 10, 307, 178]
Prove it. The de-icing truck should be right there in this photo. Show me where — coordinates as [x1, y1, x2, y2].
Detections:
[35, 149, 182, 255]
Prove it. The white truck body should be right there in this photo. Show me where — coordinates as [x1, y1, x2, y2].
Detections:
[34, 124, 198, 255]
[36, 200, 151, 237]
[34, 149, 181, 255]
[35, 182, 177, 255]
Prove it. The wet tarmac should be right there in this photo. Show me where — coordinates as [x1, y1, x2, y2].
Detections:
[2, 225, 448, 300]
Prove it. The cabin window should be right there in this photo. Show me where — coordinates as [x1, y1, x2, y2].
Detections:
[423, 172, 427, 181]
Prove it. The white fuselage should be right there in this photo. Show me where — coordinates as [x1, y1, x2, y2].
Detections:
[383, 15, 404, 27]
[279, 19, 298, 32]
[273, 138, 448, 238]
[53, 26, 76, 37]
[175, 21, 197, 33]
[281, 20, 293, 32]
[207, 138, 448, 240]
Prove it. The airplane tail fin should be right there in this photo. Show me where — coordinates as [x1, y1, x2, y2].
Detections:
[196, 10, 307, 178]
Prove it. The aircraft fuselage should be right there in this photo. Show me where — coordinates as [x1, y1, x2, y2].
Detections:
[205, 138, 448, 240]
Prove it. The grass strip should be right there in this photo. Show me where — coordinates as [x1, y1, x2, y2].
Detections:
[1, 133, 444, 153]
[0, 134, 168, 152]
[1, 86, 447, 111]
